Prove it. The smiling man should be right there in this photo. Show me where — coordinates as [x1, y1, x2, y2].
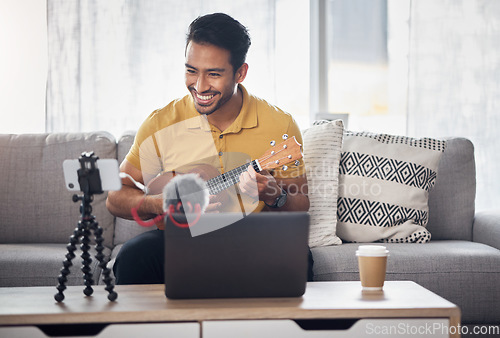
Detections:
[106, 13, 312, 285]
[185, 41, 246, 131]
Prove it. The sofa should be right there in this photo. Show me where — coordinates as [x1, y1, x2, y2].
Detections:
[0, 131, 499, 332]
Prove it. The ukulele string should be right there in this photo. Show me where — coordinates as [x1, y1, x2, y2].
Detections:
[260, 155, 296, 171]
[206, 163, 249, 195]
[258, 146, 290, 163]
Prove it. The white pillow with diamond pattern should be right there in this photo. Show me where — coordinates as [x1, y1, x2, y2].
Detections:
[336, 131, 446, 243]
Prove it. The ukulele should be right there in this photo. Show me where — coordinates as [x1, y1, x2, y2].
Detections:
[139, 134, 303, 229]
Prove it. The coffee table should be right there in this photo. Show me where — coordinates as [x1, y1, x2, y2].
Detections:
[0, 281, 460, 337]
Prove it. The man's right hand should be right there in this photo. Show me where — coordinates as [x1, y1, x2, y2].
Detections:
[205, 195, 222, 213]
[106, 160, 161, 220]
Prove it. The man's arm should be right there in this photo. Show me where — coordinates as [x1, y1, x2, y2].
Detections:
[238, 166, 309, 212]
[106, 160, 163, 220]
[270, 173, 309, 212]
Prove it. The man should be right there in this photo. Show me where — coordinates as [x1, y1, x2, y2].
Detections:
[106, 13, 312, 284]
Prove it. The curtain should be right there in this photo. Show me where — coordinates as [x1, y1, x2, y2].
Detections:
[46, 0, 277, 138]
[407, 0, 500, 210]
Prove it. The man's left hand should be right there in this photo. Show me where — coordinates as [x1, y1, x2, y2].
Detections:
[238, 165, 281, 204]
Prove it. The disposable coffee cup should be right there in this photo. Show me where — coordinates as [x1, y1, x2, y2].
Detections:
[356, 245, 389, 291]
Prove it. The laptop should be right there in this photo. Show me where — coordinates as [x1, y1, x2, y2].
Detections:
[164, 212, 310, 299]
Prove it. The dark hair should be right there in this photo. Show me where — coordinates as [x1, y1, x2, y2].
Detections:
[186, 13, 251, 74]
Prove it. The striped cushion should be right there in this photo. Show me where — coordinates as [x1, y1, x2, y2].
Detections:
[302, 120, 344, 247]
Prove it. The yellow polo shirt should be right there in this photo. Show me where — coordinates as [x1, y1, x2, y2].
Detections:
[126, 84, 305, 212]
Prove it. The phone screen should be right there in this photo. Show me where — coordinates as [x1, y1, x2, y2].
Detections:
[63, 159, 122, 191]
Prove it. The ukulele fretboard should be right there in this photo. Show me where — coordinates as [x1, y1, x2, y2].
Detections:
[206, 160, 260, 195]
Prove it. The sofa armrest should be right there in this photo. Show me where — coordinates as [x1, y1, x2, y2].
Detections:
[472, 209, 500, 250]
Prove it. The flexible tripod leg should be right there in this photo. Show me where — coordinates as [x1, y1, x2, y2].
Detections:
[54, 225, 82, 302]
[55, 190, 118, 302]
[93, 221, 118, 301]
[80, 221, 94, 297]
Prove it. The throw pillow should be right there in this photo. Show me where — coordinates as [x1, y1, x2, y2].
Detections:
[336, 131, 446, 243]
[302, 119, 344, 247]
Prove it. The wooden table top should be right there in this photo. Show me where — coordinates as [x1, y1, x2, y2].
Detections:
[0, 281, 460, 326]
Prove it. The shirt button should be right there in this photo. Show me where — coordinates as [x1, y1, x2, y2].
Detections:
[219, 134, 223, 139]
[219, 152, 223, 156]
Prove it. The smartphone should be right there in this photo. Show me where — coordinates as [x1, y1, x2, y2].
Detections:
[63, 158, 122, 191]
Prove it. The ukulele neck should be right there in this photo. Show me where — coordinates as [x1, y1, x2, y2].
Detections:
[206, 160, 261, 195]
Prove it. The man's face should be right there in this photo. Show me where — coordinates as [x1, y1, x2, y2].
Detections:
[185, 41, 241, 115]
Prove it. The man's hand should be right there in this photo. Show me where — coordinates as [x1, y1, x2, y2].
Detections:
[107, 159, 170, 229]
[238, 165, 281, 205]
[205, 195, 222, 213]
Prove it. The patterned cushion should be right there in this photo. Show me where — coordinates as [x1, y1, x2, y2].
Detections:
[336, 131, 446, 243]
[302, 120, 344, 247]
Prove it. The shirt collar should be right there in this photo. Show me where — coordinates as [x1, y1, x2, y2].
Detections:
[186, 115, 211, 131]
[223, 84, 258, 134]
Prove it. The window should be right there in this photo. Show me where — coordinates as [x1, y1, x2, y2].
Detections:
[313, 0, 409, 135]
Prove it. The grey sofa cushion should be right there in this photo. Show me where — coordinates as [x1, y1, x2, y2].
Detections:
[117, 131, 136, 163]
[427, 138, 476, 240]
[0, 132, 116, 247]
[0, 244, 111, 287]
[473, 210, 500, 251]
[312, 241, 500, 324]
[114, 218, 151, 246]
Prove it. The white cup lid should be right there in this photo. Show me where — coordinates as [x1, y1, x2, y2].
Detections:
[356, 245, 389, 257]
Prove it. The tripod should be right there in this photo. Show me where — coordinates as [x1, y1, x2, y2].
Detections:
[54, 152, 118, 302]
